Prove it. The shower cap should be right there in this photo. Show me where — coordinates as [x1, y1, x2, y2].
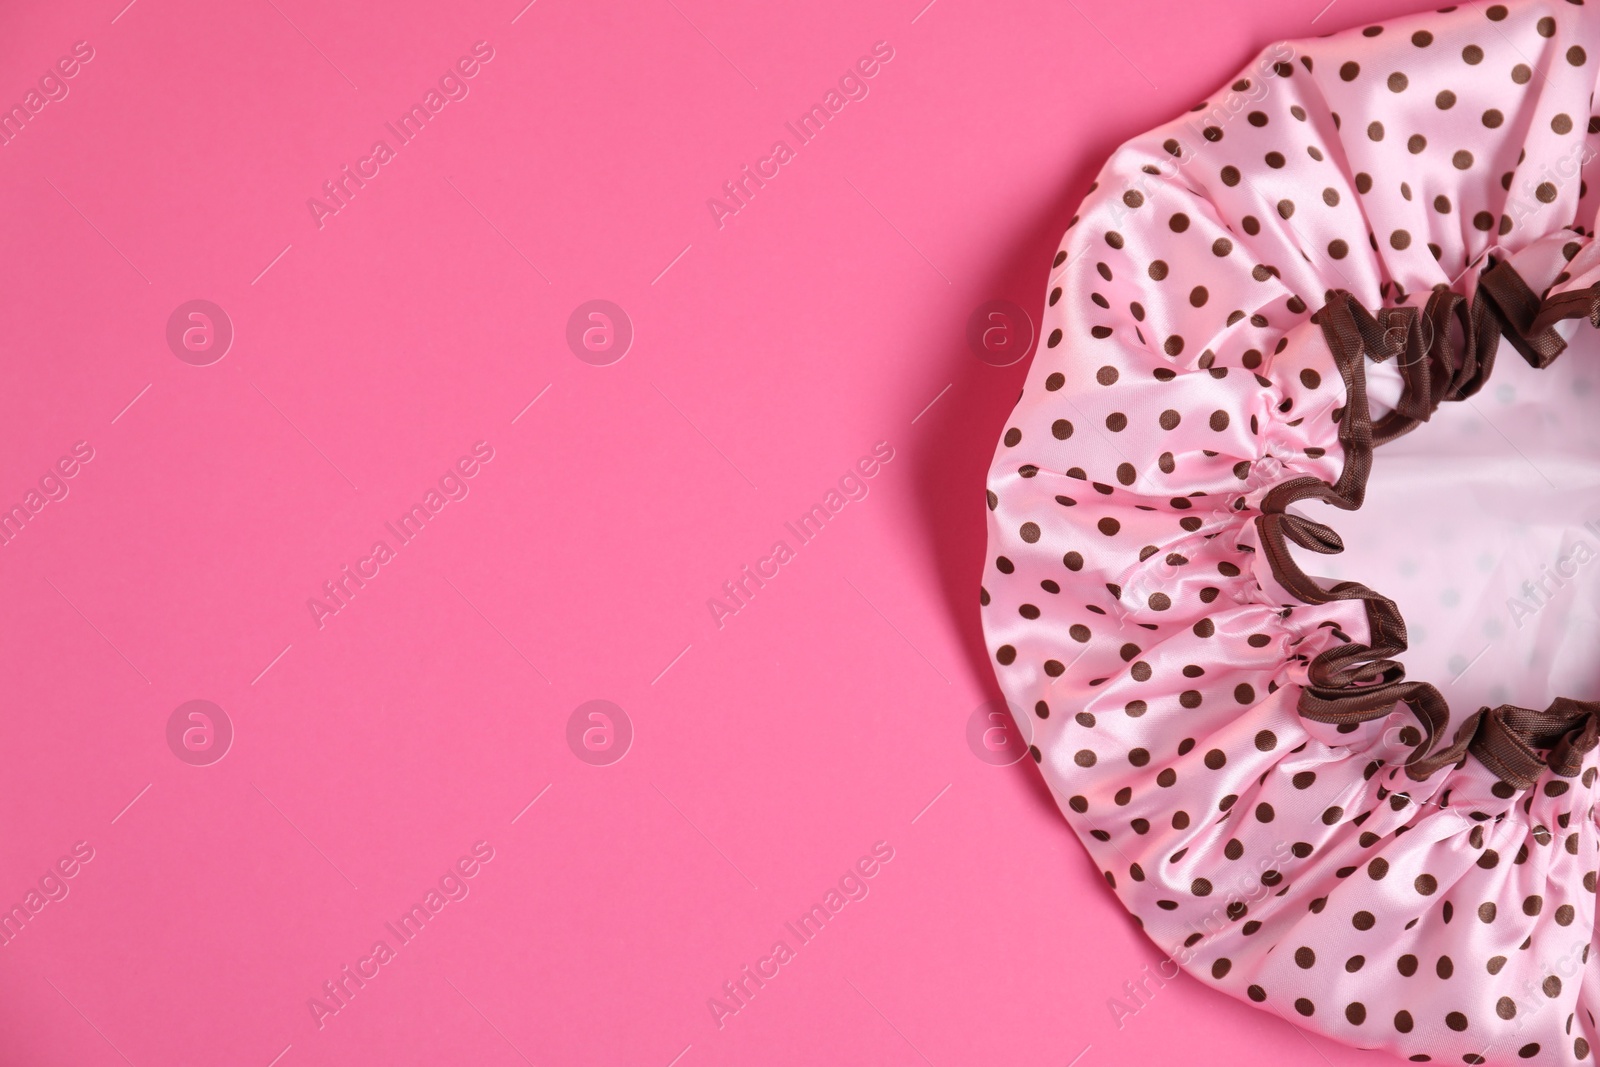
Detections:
[982, 2, 1600, 1063]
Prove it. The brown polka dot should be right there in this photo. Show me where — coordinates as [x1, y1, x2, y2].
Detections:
[1209, 411, 1229, 432]
[1398, 954, 1417, 977]
[1497, 997, 1517, 1020]
[1462, 44, 1483, 65]
[1169, 212, 1189, 231]
[1148, 260, 1168, 281]
[1148, 593, 1171, 611]
[1453, 150, 1473, 170]
[1159, 409, 1181, 430]
[1105, 412, 1127, 432]
[1254, 730, 1276, 751]
[1346, 1002, 1366, 1025]
[1074, 749, 1096, 768]
[1437, 89, 1457, 109]
[1367, 121, 1384, 141]
[1212, 237, 1232, 256]
[1164, 336, 1184, 357]
[1210, 956, 1230, 978]
[1045, 372, 1065, 391]
[1414, 874, 1437, 895]
[1019, 522, 1040, 543]
[1513, 63, 1532, 84]
[1220, 165, 1240, 186]
[1052, 419, 1073, 439]
[1390, 230, 1411, 250]
[1352, 910, 1375, 930]
[1387, 72, 1407, 92]
[1570, 46, 1588, 66]
[1523, 894, 1542, 916]
[1189, 286, 1208, 307]
[1544, 975, 1562, 998]
[1063, 551, 1083, 571]
[1234, 683, 1255, 704]
[1554, 113, 1574, 135]
[1446, 1012, 1468, 1032]
[1340, 61, 1360, 81]
[1294, 998, 1314, 1017]
[1294, 947, 1315, 969]
[996, 645, 1015, 665]
[1395, 1009, 1414, 1032]
[1247, 984, 1266, 1002]
[1203, 749, 1226, 770]
[1328, 239, 1349, 259]
[1478, 902, 1497, 922]
[1368, 858, 1389, 880]
[1097, 518, 1120, 536]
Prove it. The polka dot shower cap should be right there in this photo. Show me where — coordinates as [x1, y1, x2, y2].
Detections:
[983, 2, 1600, 1063]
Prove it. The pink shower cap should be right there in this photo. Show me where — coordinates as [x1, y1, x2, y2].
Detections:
[984, 2, 1600, 1063]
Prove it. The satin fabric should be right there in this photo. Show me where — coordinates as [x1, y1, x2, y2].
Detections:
[982, 3, 1600, 1063]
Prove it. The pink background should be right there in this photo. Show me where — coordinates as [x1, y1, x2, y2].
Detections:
[0, 0, 1418, 1063]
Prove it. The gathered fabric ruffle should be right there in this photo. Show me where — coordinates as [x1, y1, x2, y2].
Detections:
[981, 2, 1600, 1063]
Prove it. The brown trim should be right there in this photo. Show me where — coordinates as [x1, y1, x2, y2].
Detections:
[1528, 279, 1600, 339]
[1479, 260, 1570, 369]
[1254, 263, 1600, 788]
